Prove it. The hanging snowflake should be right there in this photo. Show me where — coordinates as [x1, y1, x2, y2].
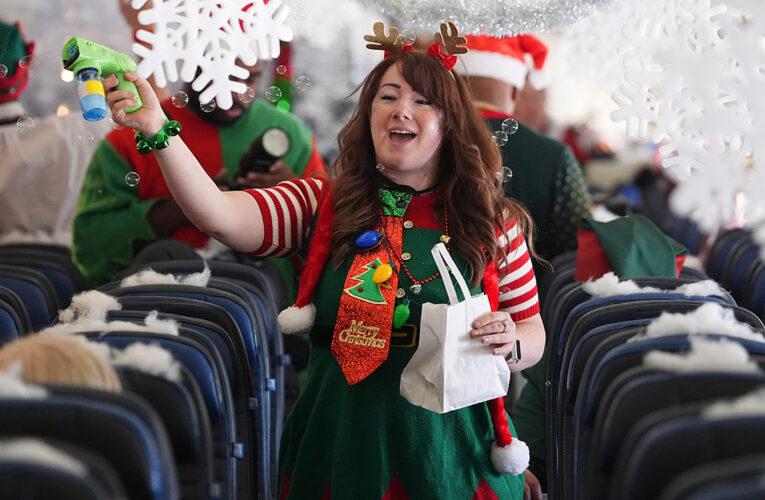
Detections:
[609, 0, 765, 244]
[130, 0, 293, 110]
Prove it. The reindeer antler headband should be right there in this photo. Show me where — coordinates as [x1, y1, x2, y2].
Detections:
[364, 21, 468, 72]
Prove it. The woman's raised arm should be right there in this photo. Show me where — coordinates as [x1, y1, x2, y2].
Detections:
[104, 72, 265, 252]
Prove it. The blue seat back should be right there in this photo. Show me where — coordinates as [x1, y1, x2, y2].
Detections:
[0, 388, 180, 500]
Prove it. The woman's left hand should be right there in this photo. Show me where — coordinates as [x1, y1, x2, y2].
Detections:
[470, 311, 517, 358]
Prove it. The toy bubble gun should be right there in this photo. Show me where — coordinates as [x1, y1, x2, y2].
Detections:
[62, 36, 142, 121]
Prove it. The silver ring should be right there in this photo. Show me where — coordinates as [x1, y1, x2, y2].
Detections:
[501, 320, 508, 331]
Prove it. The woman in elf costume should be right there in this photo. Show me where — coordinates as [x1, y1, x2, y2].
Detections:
[103, 21, 545, 500]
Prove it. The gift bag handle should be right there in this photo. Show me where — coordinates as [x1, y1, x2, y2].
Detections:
[431, 242, 473, 306]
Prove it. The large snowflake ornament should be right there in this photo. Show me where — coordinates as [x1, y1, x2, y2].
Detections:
[131, 0, 293, 110]
[610, 0, 765, 242]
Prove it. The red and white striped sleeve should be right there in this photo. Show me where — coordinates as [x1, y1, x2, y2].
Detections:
[244, 178, 324, 257]
[497, 219, 540, 321]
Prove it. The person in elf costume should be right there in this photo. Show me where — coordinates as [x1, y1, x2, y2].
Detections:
[102, 20, 546, 500]
[456, 33, 592, 496]
[72, 58, 326, 288]
[457, 34, 592, 265]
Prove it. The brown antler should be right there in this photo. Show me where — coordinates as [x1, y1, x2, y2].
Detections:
[363, 22, 403, 52]
[434, 21, 468, 56]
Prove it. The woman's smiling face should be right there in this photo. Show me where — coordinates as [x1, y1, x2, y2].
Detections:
[370, 64, 444, 190]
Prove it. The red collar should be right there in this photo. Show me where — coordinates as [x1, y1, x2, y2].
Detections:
[478, 108, 514, 120]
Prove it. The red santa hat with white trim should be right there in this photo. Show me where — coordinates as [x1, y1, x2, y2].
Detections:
[457, 33, 549, 90]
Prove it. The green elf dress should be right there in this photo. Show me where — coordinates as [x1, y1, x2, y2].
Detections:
[255, 180, 540, 500]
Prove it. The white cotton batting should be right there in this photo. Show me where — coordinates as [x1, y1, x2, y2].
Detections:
[0, 362, 48, 398]
[703, 387, 765, 419]
[120, 263, 211, 288]
[196, 238, 230, 260]
[583, 272, 727, 298]
[0, 438, 87, 476]
[643, 338, 761, 374]
[57, 291, 121, 323]
[0, 230, 72, 247]
[39, 314, 179, 337]
[142, 311, 181, 335]
[645, 303, 765, 342]
[110, 342, 181, 382]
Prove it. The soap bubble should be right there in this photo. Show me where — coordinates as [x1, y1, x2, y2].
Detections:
[172, 91, 189, 108]
[397, 31, 416, 45]
[200, 99, 216, 113]
[238, 87, 255, 103]
[276, 64, 287, 75]
[502, 118, 519, 135]
[17, 116, 35, 134]
[0, 65, 7, 78]
[18, 56, 33, 69]
[492, 130, 508, 147]
[501, 166, 513, 182]
[78, 131, 95, 145]
[265, 86, 282, 102]
[295, 75, 312, 92]
[125, 172, 140, 187]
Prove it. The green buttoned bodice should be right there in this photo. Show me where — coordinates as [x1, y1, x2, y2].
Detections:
[278, 187, 524, 500]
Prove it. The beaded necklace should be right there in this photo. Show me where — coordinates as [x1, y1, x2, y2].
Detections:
[378, 199, 451, 295]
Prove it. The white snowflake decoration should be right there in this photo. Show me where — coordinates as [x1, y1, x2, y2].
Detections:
[131, 0, 293, 110]
[609, 0, 765, 245]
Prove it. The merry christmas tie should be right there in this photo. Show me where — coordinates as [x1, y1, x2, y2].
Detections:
[332, 214, 402, 384]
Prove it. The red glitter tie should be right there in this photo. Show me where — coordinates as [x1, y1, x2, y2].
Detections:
[331, 215, 402, 384]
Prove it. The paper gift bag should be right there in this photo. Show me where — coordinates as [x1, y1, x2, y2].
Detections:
[400, 242, 511, 413]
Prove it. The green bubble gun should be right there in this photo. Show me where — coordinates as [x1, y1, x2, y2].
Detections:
[62, 36, 142, 121]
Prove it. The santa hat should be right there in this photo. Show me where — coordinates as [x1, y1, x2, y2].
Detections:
[0, 21, 35, 103]
[277, 187, 529, 474]
[457, 33, 548, 90]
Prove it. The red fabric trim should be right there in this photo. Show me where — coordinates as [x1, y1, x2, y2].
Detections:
[320, 482, 331, 500]
[300, 136, 328, 178]
[575, 228, 611, 281]
[675, 255, 686, 277]
[472, 478, 500, 500]
[403, 190, 442, 229]
[427, 43, 458, 71]
[478, 108, 514, 121]
[294, 185, 334, 307]
[381, 475, 410, 500]
[483, 259, 499, 312]
[246, 189, 276, 255]
[508, 303, 540, 322]
[487, 397, 513, 447]
[279, 472, 290, 500]
[383, 43, 414, 59]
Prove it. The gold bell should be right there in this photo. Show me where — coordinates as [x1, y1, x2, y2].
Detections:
[439, 234, 451, 244]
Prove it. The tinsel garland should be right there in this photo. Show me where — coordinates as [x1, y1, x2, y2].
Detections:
[360, 0, 615, 36]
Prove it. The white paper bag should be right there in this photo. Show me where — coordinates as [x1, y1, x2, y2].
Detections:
[400, 242, 511, 413]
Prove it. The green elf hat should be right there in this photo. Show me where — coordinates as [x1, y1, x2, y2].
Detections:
[575, 214, 689, 281]
[0, 21, 35, 103]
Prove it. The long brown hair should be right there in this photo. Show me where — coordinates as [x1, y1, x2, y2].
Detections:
[330, 50, 533, 287]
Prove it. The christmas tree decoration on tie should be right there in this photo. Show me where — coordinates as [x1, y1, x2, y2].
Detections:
[344, 258, 392, 304]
